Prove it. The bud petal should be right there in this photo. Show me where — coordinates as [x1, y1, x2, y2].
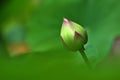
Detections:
[60, 18, 88, 51]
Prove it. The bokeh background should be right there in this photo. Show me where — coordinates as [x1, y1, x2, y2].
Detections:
[0, 0, 120, 79]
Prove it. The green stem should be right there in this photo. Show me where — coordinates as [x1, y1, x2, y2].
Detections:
[79, 49, 92, 69]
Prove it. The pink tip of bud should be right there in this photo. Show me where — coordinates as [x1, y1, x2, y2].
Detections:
[63, 18, 69, 23]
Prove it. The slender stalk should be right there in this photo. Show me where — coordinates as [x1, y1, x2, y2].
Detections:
[79, 49, 92, 69]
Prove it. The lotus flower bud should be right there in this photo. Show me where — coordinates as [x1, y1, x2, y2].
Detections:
[60, 18, 88, 51]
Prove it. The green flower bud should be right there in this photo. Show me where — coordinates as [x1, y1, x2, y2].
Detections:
[60, 18, 88, 51]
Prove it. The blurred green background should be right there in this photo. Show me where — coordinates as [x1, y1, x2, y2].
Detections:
[0, 0, 120, 79]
